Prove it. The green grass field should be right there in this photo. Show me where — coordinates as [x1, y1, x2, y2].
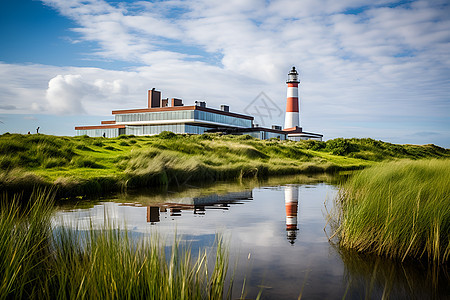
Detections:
[332, 159, 450, 265]
[0, 132, 448, 198]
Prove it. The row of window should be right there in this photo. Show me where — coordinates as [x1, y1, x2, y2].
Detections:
[115, 110, 194, 123]
[185, 125, 208, 134]
[114, 109, 252, 128]
[193, 110, 252, 127]
[241, 131, 286, 140]
[126, 124, 188, 135]
[77, 124, 210, 137]
[76, 128, 119, 138]
[76, 126, 288, 141]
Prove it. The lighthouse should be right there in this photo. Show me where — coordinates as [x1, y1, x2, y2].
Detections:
[284, 67, 300, 129]
[285, 185, 299, 245]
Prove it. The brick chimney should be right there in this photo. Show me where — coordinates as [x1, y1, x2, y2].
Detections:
[148, 88, 161, 108]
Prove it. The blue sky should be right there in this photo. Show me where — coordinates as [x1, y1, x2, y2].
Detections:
[0, 0, 449, 147]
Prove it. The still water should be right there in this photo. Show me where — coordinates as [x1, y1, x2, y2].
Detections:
[54, 178, 448, 299]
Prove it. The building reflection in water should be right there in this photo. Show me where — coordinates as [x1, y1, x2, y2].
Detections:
[284, 185, 299, 245]
[123, 191, 253, 224]
[147, 206, 160, 223]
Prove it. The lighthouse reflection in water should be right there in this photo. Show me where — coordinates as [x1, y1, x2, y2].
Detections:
[284, 185, 299, 244]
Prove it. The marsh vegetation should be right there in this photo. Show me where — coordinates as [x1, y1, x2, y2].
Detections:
[0, 190, 231, 300]
[1, 132, 448, 298]
[1, 132, 447, 198]
[332, 159, 449, 265]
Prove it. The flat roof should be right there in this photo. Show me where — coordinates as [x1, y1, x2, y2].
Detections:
[75, 124, 125, 130]
[241, 127, 286, 134]
[287, 131, 323, 138]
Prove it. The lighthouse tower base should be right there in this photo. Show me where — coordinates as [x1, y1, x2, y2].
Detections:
[284, 111, 299, 129]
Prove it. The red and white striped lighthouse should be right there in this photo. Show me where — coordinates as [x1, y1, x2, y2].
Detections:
[284, 67, 300, 129]
[285, 185, 299, 244]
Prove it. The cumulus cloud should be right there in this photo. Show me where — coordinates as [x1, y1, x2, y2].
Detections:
[46, 74, 90, 114]
[46, 73, 135, 115]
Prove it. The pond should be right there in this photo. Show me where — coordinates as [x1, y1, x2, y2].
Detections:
[53, 176, 448, 299]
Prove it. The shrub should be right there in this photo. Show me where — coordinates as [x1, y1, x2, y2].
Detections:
[303, 140, 326, 151]
[326, 138, 355, 155]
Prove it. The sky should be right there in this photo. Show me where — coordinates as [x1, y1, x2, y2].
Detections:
[0, 0, 449, 147]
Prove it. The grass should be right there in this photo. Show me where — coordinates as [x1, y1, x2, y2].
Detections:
[0, 190, 233, 299]
[331, 159, 450, 265]
[0, 132, 448, 198]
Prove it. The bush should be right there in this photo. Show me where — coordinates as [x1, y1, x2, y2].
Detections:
[303, 140, 326, 151]
[326, 138, 355, 155]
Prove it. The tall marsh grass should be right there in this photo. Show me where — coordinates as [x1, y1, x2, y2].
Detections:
[0, 191, 232, 299]
[334, 159, 450, 265]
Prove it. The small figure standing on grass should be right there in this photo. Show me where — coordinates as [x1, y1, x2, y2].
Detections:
[36, 127, 40, 134]
[103, 132, 106, 138]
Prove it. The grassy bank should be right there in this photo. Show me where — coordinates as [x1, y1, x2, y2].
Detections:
[333, 159, 450, 265]
[0, 132, 448, 198]
[0, 191, 231, 299]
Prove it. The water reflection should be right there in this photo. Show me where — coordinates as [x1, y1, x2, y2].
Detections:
[53, 179, 448, 299]
[119, 191, 253, 224]
[336, 247, 450, 299]
[284, 185, 299, 245]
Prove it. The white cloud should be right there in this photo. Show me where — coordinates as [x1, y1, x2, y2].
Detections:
[46, 75, 90, 114]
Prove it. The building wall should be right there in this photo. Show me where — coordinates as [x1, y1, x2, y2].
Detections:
[194, 110, 252, 127]
[76, 127, 121, 138]
[241, 130, 286, 140]
[288, 136, 322, 141]
[116, 110, 194, 123]
[77, 124, 211, 137]
[114, 110, 252, 128]
[125, 124, 209, 135]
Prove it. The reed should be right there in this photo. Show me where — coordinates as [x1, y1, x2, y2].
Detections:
[334, 159, 450, 264]
[0, 191, 232, 299]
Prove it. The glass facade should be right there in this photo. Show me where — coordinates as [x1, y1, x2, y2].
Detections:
[185, 125, 209, 134]
[76, 128, 120, 138]
[241, 130, 286, 140]
[125, 124, 207, 135]
[288, 136, 322, 141]
[78, 108, 254, 138]
[115, 110, 194, 123]
[193, 110, 252, 127]
[115, 109, 252, 128]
